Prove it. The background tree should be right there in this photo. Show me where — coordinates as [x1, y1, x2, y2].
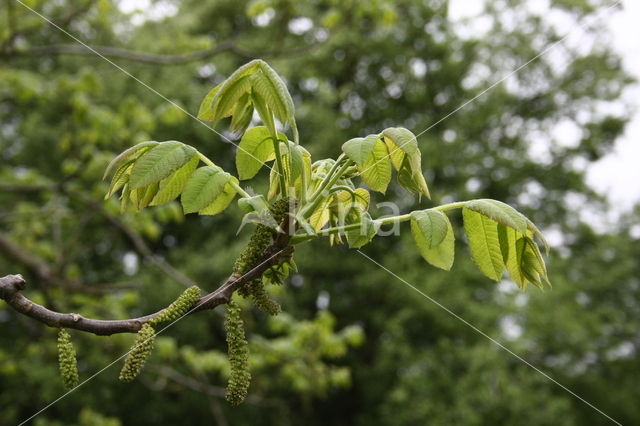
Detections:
[0, 0, 637, 425]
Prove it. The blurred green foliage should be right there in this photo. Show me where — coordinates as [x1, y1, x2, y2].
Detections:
[1, 0, 638, 424]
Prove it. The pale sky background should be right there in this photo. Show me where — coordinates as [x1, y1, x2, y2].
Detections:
[449, 0, 640, 214]
[120, 0, 640, 214]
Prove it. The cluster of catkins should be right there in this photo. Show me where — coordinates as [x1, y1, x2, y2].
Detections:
[224, 198, 294, 404]
[120, 285, 201, 381]
[56, 200, 293, 406]
[55, 286, 201, 388]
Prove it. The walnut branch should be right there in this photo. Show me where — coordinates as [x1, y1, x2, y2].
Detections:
[0, 245, 293, 336]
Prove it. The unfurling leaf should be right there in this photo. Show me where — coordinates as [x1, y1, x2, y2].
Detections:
[411, 210, 455, 270]
[199, 60, 298, 142]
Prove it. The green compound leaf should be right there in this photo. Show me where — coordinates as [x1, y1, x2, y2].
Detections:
[411, 210, 455, 271]
[181, 166, 232, 214]
[235, 126, 279, 180]
[465, 199, 527, 233]
[342, 134, 391, 193]
[462, 208, 505, 281]
[129, 141, 197, 189]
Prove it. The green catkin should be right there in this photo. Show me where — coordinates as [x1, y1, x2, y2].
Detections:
[119, 323, 155, 382]
[224, 300, 251, 406]
[57, 329, 79, 389]
[150, 286, 201, 325]
[234, 198, 291, 314]
[244, 278, 282, 315]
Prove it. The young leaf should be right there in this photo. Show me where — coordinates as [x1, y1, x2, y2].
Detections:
[236, 126, 278, 180]
[120, 184, 132, 213]
[345, 213, 380, 248]
[308, 196, 333, 231]
[411, 210, 455, 270]
[519, 237, 543, 288]
[382, 127, 420, 167]
[522, 236, 550, 285]
[199, 178, 239, 216]
[267, 164, 280, 199]
[382, 127, 430, 197]
[106, 161, 134, 199]
[197, 84, 221, 121]
[498, 225, 527, 288]
[410, 210, 449, 249]
[129, 141, 197, 189]
[342, 134, 391, 193]
[136, 182, 159, 210]
[465, 199, 527, 233]
[252, 62, 295, 128]
[281, 141, 309, 197]
[229, 93, 254, 136]
[103, 141, 159, 180]
[397, 156, 430, 197]
[462, 208, 505, 281]
[209, 61, 260, 121]
[181, 166, 231, 214]
[150, 156, 199, 206]
[251, 90, 277, 136]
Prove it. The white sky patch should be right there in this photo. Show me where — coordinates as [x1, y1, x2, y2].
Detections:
[118, 0, 177, 26]
[500, 315, 524, 340]
[288, 17, 313, 35]
[450, 0, 640, 215]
